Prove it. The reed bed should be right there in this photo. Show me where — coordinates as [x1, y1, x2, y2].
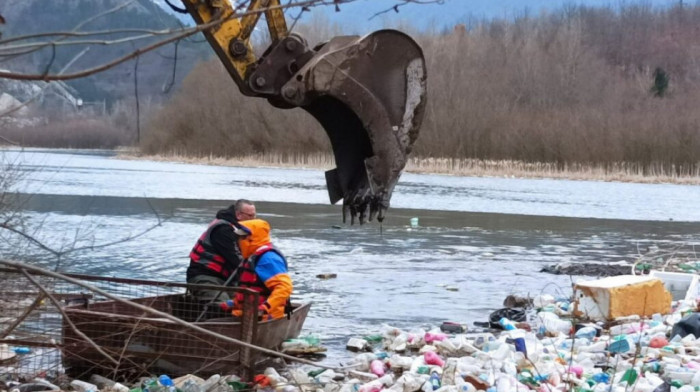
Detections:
[116, 149, 700, 185]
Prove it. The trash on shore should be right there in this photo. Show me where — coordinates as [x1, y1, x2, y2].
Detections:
[327, 275, 700, 392]
[1, 272, 699, 392]
[282, 336, 328, 356]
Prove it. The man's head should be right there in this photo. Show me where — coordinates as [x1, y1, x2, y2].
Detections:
[234, 199, 256, 221]
[238, 219, 271, 259]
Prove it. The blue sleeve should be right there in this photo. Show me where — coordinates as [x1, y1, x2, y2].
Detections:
[255, 252, 288, 282]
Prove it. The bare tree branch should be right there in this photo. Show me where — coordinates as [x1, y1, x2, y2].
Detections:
[369, 0, 444, 20]
[21, 269, 121, 366]
[0, 47, 90, 132]
[0, 0, 138, 60]
[0, 0, 360, 82]
[1, 260, 343, 371]
[0, 27, 185, 46]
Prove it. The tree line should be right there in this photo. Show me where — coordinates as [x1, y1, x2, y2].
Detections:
[8, 3, 700, 177]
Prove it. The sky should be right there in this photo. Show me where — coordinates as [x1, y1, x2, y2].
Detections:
[158, 0, 680, 33]
[297, 0, 678, 33]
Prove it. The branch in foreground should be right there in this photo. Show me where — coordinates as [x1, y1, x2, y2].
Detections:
[0, 259, 340, 371]
[21, 269, 120, 366]
[0, 0, 408, 82]
[369, 0, 445, 20]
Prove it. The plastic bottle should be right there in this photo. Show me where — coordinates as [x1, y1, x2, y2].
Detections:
[429, 372, 441, 391]
[264, 368, 288, 387]
[424, 332, 447, 344]
[358, 380, 382, 392]
[141, 379, 162, 392]
[424, 351, 445, 367]
[200, 375, 221, 392]
[158, 375, 175, 392]
[181, 380, 201, 392]
[352, 353, 378, 372]
[691, 370, 700, 386]
[442, 358, 457, 386]
[370, 360, 386, 377]
[498, 318, 516, 331]
[70, 380, 98, 392]
[574, 326, 597, 340]
[390, 334, 408, 352]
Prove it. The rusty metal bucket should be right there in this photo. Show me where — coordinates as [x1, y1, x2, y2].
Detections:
[279, 30, 427, 223]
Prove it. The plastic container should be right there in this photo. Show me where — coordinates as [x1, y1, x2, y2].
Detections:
[574, 326, 598, 340]
[424, 332, 447, 344]
[370, 360, 386, 376]
[429, 372, 441, 391]
[158, 375, 175, 392]
[141, 379, 162, 392]
[498, 318, 516, 331]
[180, 380, 200, 392]
[424, 351, 445, 367]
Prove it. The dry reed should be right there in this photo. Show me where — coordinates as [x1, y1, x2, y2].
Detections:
[117, 150, 700, 185]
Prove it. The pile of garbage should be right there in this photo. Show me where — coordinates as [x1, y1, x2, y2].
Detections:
[0, 372, 250, 392]
[280, 295, 700, 392]
[2, 292, 699, 392]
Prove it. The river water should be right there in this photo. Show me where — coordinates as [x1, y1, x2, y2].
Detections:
[2, 148, 700, 364]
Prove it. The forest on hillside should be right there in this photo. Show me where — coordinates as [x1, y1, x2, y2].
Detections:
[141, 3, 700, 177]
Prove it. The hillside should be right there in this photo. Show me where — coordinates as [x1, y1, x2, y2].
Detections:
[0, 0, 212, 104]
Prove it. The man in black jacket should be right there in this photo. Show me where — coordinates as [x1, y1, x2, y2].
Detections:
[186, 202, 254, 303]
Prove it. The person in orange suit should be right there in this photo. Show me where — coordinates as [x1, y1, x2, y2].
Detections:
[230, 219, 293, 320]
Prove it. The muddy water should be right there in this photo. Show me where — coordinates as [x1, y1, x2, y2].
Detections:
[3, 148, 700, 364]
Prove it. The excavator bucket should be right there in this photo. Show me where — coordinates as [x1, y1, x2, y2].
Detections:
[278, 30, 427, 223]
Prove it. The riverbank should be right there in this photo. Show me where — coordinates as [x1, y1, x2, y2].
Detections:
[116, 149, 700, 185]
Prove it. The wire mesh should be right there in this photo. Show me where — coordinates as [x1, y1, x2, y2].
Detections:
[0, 266, 307, 383]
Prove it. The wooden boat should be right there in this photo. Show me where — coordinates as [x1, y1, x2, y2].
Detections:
[62, 292, 311, 379]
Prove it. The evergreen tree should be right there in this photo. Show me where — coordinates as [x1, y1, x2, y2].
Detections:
[651, 67, 669, 97]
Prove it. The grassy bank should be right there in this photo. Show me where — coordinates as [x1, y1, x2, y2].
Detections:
[116, 149, 700, 185]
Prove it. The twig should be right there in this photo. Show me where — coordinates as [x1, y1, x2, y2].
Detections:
[20, 268, 120, 366]
[0, 46, 90, 120]
[0, 0, 138, 60]
[161, 39, 180, 93]
[0, 27, 189, 45]
[0, 0, 372, 82]
[369, 0, 444, 20]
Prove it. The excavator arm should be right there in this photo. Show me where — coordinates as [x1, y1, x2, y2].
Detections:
[180, 0, 427, 223]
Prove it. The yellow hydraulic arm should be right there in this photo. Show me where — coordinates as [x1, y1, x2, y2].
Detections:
[181, 0, 288, 95]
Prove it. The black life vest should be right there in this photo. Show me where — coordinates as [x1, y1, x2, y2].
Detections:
[189, 219, 237, 278]
[234, 245, 287, 305]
